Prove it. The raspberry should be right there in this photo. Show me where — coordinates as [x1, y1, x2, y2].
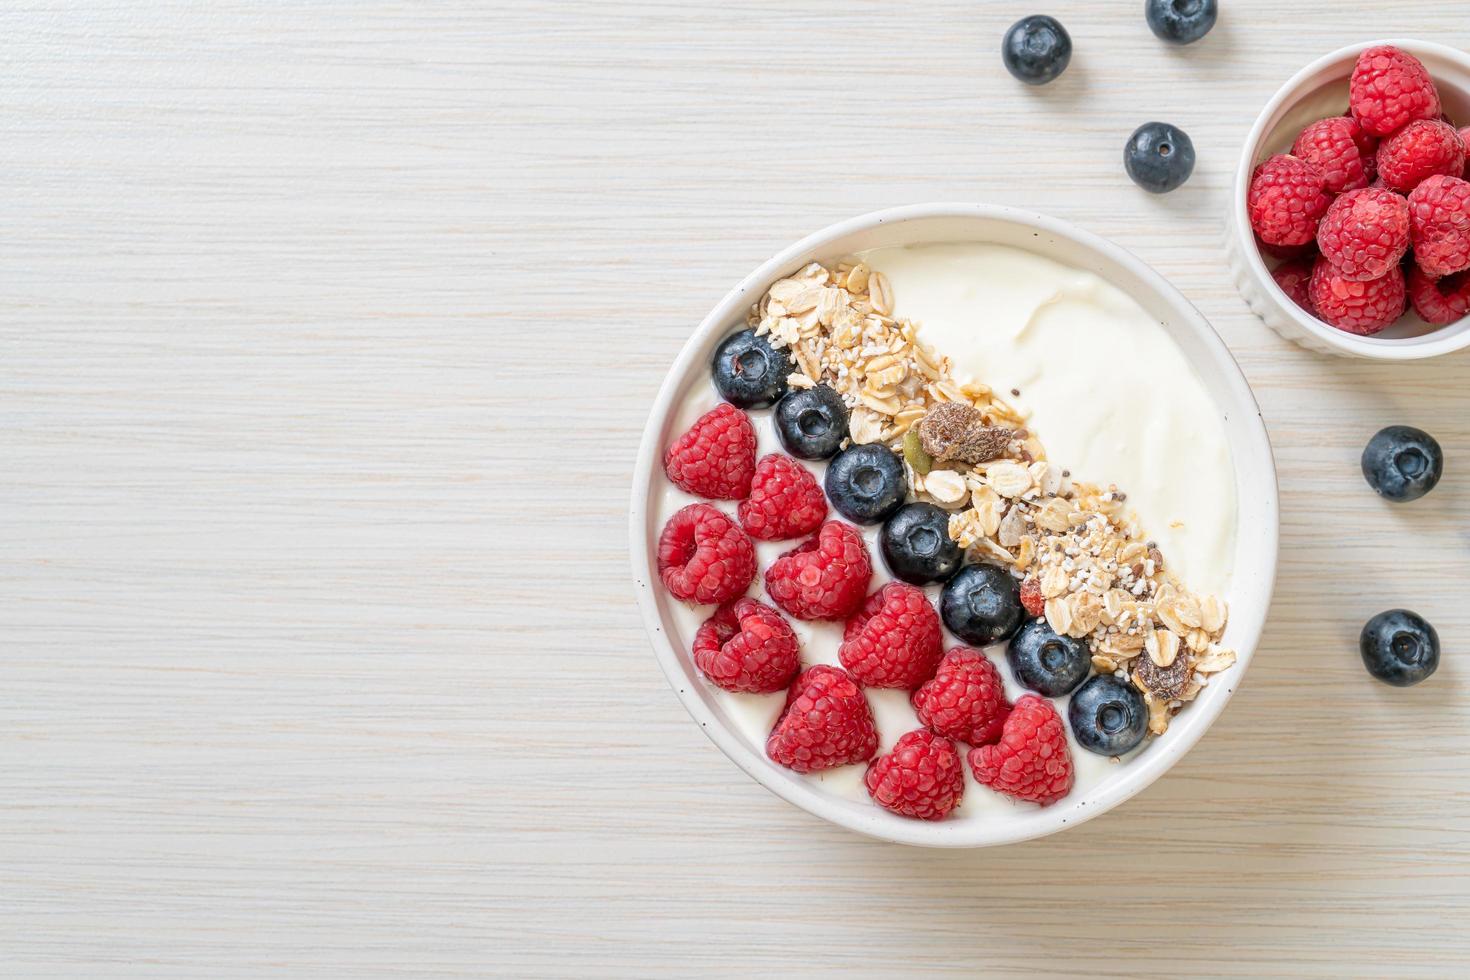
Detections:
[1408, 266, 1470, 325]
[911, 646, 1012, 746]
[865, 729, 965, 821]
[1408, 175, 1470, 277]
[1350, 45, 1441, 138]
[1271, 255, 1318, 313]
[692, 598, 800, 694]
[1377, 120, 1465, 193]
[1308, 258, 1406, 336]
[663, 403, 756, 501]
[1018, 577, 1045, 618]
[766, 665, 878, 774]
[1316, 188, 1410, 281]
[1292, 115, 1375, 193]
[1253, 232, 1315, 261]
[657, 503, 756, 605]
[967, 694, 1074, 806]
[764, 520, 872, 622]
[1460, 126, 1470, 178]
[737, 453, 827, 541]
[838, 582, 944, 689]
[1248, 154, 1332, 248]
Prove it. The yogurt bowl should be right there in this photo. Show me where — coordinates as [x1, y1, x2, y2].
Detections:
[632, 203, 1278, 847]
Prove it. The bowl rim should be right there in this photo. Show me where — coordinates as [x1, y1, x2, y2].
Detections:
[1231, 38, 1470, 360]
[630, 202, 1279, 847]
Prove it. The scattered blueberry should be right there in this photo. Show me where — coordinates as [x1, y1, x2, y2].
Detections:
[1125, 122, 1196, 193]
[1007, 618, 1090, 697]
[774, 385, 848, 460]
[881, 502, 963, 585]
[825, 444, 907, 524]
[1145, 0, 1218, 45]
[1360, 609, 1440, 687]
[1069, 676, 1148, 756]
[940, 564, 1025, 646]
[1361, 425, 1443, 503]
[711, 329, 791, 409]
[1002, 15, 1072, 86]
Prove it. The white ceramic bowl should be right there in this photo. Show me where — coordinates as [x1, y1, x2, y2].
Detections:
[1227, 39, 1470, 359]
[631, 203, 1279, 847]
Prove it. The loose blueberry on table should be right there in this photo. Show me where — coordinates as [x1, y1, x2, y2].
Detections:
[1360, 609, 1440, 687]
[1125, 121, 1196, 194]
[1361, 425, 1443, 503]
[881, 501, 963, 585]
[773, 384, 848, 460]
[1145, 0, 1218, 45]
[1001, 15, 1071, 87]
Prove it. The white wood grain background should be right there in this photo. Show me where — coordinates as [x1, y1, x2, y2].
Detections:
[3, 2, 1469, 976]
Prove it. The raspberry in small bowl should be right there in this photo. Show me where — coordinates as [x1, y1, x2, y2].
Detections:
[1229, 39, 1470, 359]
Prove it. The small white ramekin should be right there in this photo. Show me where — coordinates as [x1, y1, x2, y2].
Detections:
[632, 203, 1279, 847]
[1227, 39, 1470, 359]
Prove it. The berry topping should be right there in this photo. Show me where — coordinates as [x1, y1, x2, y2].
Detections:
[1001, 15, 1072, 86]
[767, 665, 879, 773]
[1068, 676, 1148, 757]
[1408, 175, 1470, 277]
[1316, 188, 1410, 282]
[1408, 266, 1470, 325]
[967, 694, 1074, 806]
[1376, 119, 1465, 193]
[711, 329, 791, 409]
[1460, 126, 1470, 178]
[1018, 577, 1045, 617]
[1144, 0, 1217, 45]
[1271, 254, 1318, 312]
[1361, 425, 1443, 503]
[1248, 154, 1332, 248]
[940, 563, 1025, 647]
[764, 520, 873, 622]
[911, 646, 1012, 746]
[1006, 618, 1091, 697]
[1350, 45, 1441, 138]
[692, 598, 800, 694]
[738, 453, 828, 542]
[1308, 258, 1406, 336]
[839, 582, 944, 690]
[1124, 121, 1196, 194]
[865, 729, 965, 821]
[774, 384, 849, 460]
[1360, 609, 1440, 687]
[824, 444, 909, 525]
[663, 403, 757, 500]
[880, 502, 963, 585]
[1292, 116, 1376, 193]
[657, 503, 756, 606]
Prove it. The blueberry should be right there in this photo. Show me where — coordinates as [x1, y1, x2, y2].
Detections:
[881, 502, 962, 585]
[1124, 122, 1196, 194]
[1361, 425, 1443, 503]
[712, 329, 790, 409]
[1145, 0, 1218, 45]
[1007, 618, 1091, 697]
[1002, 15, 1072, 86]
[774, 385, 848, 460]
[1069, 676, 1148, 756]
[1360, 609, 1440, 687]
[940, 564, 1024, 646]
[825, 444, 907, 524]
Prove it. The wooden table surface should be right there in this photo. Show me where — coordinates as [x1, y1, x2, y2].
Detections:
[4, 2, 1469, 976]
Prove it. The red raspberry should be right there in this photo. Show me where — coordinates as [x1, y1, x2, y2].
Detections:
[1271, 255, 1318, 313]
[1018, 577, 1045, 618]
[1292, 116, 1375, 193]
[1308, 258, 1406, 336]
[1316, 188, 1410, 281]
[1254, 233, 1314, 261]
[766, 665, 878, 774]
[737, 453, 827, 541]
[692, 598, 800, 694]
[1408, 175, 1470, 277]
[764, 520, 872, 622]
[1248, 154, 1332, 248]
[1460, 127, 1470, 178]
[1350, 45, 1441, 138]
[865, 729, 965, 821]
[657, 503, 756, 605]
[663, 403, 756, 501]
[967, 694, 1073, 806]
[911, 647, 1012, 746]
[1377, 120, 1465, 194]
[838, 582, 943, 689]
[1408, 266, 1470, 325]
